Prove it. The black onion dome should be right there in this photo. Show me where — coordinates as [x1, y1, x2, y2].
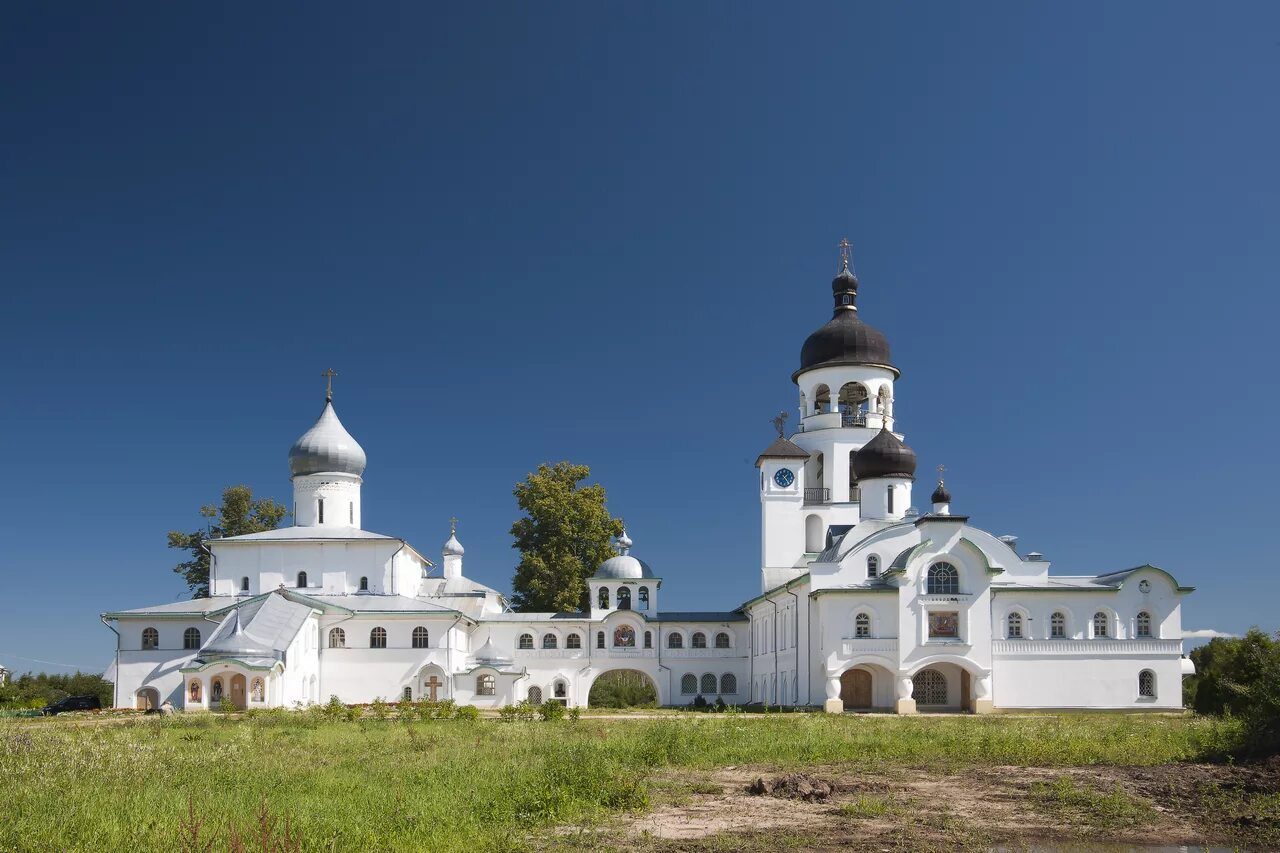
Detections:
[852, 428, 917, 479]
[796, 265, 896, 378]
[931, 480, 951, 504]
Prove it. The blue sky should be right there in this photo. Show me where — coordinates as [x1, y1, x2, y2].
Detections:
[2, 3, 1277, 673]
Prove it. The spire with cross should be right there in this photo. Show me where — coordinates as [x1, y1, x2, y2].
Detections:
[771, 411, 788, 438]
[321, 368, 337, 402]
[450, 516, 458, 535]
[838, 237, 855, 275]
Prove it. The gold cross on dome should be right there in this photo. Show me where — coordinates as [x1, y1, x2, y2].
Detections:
[937, 464, 946, 475]
[321, 368, 337, 400]
[838, 237, 852, 272]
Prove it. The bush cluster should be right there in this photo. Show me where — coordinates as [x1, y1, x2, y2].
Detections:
[497, 699, 576, 722]
[311, 695, 480, 723]
[1186, 628, 1280, 756]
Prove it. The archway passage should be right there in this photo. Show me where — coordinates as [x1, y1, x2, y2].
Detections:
[840, 669, 872, 710]
[588, 669, 658, 708]
[135, 687, 160, 711]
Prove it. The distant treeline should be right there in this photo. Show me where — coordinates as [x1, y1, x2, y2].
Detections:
[0, 671, 113, 709]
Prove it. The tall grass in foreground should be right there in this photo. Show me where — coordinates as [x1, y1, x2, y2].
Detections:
[0, 713, 1243, 852]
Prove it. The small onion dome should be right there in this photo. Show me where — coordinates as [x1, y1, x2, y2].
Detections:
[443, 532, 464, 557]
[595, 531, 655, 580]
[288, 399, 367, 477]
[931, 480, 951, 504]
[797, 265, 896, 377]
[852, 427, 917, 480]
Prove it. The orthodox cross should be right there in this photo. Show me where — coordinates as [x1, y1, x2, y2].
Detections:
[838, 237, 853, 273]
[425, 675, 442, 702]
[449, 516, 458, 535]
[321, 368, 337, 401]
[936, 463, 946, 483]
[770, 411, 788, 438]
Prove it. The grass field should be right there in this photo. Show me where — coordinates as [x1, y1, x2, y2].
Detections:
[0, 710, 1262, 851]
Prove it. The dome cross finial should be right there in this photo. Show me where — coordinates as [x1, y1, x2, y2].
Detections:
[321, 368, 337, 402]
[771, 411, 788, 438]
[450, 516, 458, 535]
[838, 237, 854, 275]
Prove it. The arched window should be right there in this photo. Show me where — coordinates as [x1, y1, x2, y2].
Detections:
[668, 632, 684, 649]
[359, 576, 369, 591]
[598, 587, 609, 609]
[867, 555, 880, 578]
[142, 627, 159, 650]
[518, 633, 534, 650]
[701, 673, 718, 695]
[838, 382, 868, 425]
[542, 633, 558, 649]
[296, 571, 307, 588]
[1007, 612, 1024, 639]
[926, 562, 959, 595]
[1136, 611, 1153, 638]
[617, 587, 632, 610]
[370, 627, 387, 649]
[476, 674, 495, 696]
[912, 669, 947, 705]
[643, 630, 652, 649]
[1050, 612, 1066, 639]
[692, 632, 707, 649]
[855, 613, 871, 638]
[715, 632, 730, 649]
[1138, 669, 1156, 698]
[813, 384, 830, 414]
[566, 633, 581, 649]
[412, 626, 429, 648]
[720, 673, 737, 695]
[680, 674, 697, 694]
[528, 686, 543, 705]
[328, 627, 346, 648]
[805, 514, 825, 552]
[250, 678, 264, 702]
[596, 631, 605, 649]
[240, 577, 249, 592]
[638, 586, 650, 608]
[1093, 611, 1110, 638]
[183, 627, 201, 649]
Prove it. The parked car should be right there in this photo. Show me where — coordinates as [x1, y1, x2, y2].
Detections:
[42, 695, 102, 716]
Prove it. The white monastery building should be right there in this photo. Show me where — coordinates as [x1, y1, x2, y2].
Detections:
[104, 248, 1193, 713]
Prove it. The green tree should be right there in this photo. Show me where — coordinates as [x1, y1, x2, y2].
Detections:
[168, 485, 289, 598]
[509, 462, 624, 612]
[1187, 628, 1280, 756]
[0, 671, 114, 709]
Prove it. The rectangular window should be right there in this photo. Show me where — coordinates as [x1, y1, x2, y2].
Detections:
[928, 611, 960, 639]
[318, 498, 325, 524]
[349, 502, 353, 524]
[887, 485, 895, 514]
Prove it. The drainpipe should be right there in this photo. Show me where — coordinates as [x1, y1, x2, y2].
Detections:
[805, 591, 813, 707]
[443, 615, 462, 698]
[769, 597, 780, 706]
[100, 616, 120, 708]
[785, 588, 800, 705]
[201, 540, 216, 596]
[747, 610, 754, 704]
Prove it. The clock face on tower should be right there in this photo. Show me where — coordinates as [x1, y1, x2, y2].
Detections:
[773, 468, 795, 488]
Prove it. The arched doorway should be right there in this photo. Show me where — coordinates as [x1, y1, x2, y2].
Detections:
[135, 687, 160, 711]
[229, 674, 247, 710]
[587, 669, 658, 708]
[840, 669, 872, 710]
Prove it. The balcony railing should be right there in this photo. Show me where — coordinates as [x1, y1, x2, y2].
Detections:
[804, 487, 830, 504]
[841, 410, 867, 427]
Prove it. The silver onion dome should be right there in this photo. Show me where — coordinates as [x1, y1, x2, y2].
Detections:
[288, 399, 367, 477]
[594, 528, 655, 579]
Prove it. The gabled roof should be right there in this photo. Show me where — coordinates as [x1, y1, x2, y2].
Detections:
[754, 436, 811, 467]
[214, 525, 398, 542]
[103, 598, 231, 619]
[199, 594, 313, 661]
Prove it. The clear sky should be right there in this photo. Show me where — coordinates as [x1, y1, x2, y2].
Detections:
[2, 3, 1277, 674]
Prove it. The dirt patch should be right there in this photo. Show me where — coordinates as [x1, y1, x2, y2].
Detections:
[748, 773, 836, 802]
[545, 761, 1280, 852]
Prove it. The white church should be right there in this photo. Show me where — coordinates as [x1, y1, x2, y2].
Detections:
[103, 250, 1193, 714]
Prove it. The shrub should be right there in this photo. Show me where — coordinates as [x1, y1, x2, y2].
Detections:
[692, 695, 707, 709]
[369, 697, 389, 721]
[454, 704, 480, 721]
[1188, 628, 1280, 756]
[539, 700, 566, 722]
[568, 706, 581, 722]
[320, 695, 347, 722]
[395, 695, 414, 721]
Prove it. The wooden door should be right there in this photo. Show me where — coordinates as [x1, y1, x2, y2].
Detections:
[840, 669, 872, 709]
[960, 670, 972, 713]
[230, 674, 247, 710]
